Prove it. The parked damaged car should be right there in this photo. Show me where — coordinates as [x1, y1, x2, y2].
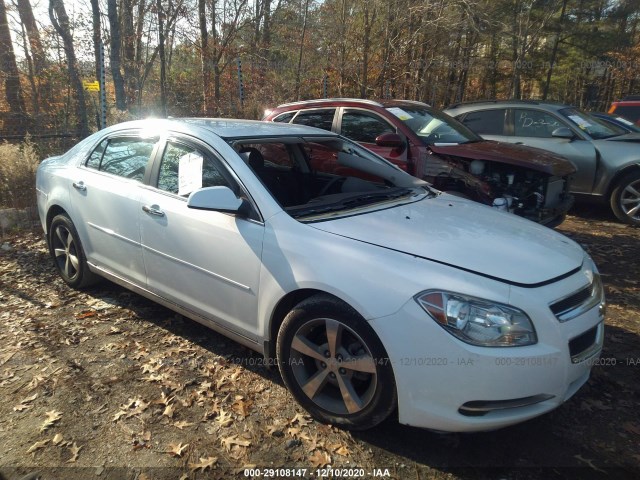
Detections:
[445, 100, 640, 226]
[264, 99, 575, 227]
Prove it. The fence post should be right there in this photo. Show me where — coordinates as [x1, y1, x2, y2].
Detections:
[99, 41, 107, 129]
[237, 57, 245, 109]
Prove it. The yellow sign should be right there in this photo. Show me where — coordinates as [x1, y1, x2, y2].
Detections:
[83, 81, 100, 92]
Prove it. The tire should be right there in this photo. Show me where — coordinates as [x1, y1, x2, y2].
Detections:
[277, 294, 397, 430]
[610, 170, 640, 226]
[48, 214, 99, 288]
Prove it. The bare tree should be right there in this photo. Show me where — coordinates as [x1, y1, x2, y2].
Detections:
[107, 0, 127, 109]
[0, 0, 28, 135]
[49, 0, 88, 137]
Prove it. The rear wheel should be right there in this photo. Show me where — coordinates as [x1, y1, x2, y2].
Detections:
[610, 171, 640, 226]
[277, 294, 396, 430]
[48, 214, 99, 288]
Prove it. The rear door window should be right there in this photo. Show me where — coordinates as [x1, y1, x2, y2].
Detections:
[86, 136, 158, 181]
[291, 109, 336, 131]
[459, 109, 506, 135]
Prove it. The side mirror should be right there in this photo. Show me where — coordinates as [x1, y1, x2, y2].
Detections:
[551, 127, 575, 140]
[187, 186, 247, 215]
[375, 132, 405, 149]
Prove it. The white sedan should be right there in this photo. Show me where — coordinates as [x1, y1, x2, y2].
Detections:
[36, 119, 605, 432]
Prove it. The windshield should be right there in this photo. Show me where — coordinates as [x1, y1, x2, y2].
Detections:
[559, 108, 626, 139]
[386, 106, 482, 145]
[231, 136, 431, 221]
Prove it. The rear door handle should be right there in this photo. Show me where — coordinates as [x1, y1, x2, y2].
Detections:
[72, 181, 86, 191]
[142, 205, 165, 217]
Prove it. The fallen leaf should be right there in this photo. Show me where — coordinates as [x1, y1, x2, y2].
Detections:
[41, 409, 62, 431]
[291, 413, 311, 426]
[189, 456, 218, 472]
[334, 445, 350, 456]
[112, 410, 127, 422]
[309, 449, 331, 468]
[66, 442, 82, 463]
[216, 408, 233, 427]
[27, 439, 50, 454]
[232, 397, 252, 417]
[173, 420, 194, 430]
[20, 392, 38, 404]
[52, 433, 64, 445]
[167, 442, 189, 457]
[221, 435, 251, 451]
[163, 404, 175, 418]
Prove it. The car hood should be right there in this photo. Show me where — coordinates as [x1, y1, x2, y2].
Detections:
[428, 140, 575, 176]
[310, 194, 583, 286]
[603, 132, 640, 142]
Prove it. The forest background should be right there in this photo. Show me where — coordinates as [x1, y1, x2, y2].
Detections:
[1, 0, 639, 154]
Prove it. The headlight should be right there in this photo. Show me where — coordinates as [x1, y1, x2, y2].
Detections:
[415, 291, 537, 347]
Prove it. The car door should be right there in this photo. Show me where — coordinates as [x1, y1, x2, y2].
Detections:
[69, 134, 160, 285]
[507, 108, 598, 193]
[337, 108, 408, 169]
[138, 137, 265, 339]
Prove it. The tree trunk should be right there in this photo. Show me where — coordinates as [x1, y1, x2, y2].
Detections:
[262, 0, 271, 49]
[107, 0, 127, 110]
[1, 0, 29, 135]
[89, 0, 101, 84]
[15, 0, 45, 74]
[157, 0, 167, 117]
[542, 0, 567, 100]
[295, 0, 310, 100]
[359, 2, 376, 99]
[199, 0, 211, 114]
[49, 0, 88, 137]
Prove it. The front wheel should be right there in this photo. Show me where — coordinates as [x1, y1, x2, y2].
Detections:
[48, 214, 99, 288]
[610, 171, 640, 226]
[277, 294, 396, 430]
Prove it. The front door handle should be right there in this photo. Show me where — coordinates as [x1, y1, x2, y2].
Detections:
[142, 205, 165, 217]
[72, 181, 86, 191]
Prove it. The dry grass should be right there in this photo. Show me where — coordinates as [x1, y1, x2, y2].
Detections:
[0, 139, 40, 210]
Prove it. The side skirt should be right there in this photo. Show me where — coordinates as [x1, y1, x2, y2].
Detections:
[87, 262, 264, 355]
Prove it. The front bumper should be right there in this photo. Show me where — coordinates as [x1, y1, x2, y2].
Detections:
[369, 270, 604, 432]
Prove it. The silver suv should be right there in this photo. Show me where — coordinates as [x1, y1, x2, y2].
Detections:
[444, 100, 640, 226]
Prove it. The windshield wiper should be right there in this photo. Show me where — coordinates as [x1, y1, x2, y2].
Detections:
[288, 188, 417, 218]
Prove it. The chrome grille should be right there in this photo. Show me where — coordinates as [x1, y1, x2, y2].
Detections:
[549, 274, 605, 322]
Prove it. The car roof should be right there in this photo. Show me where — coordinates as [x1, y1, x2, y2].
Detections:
[105, 118, 338, 139]
[273, 98, 431, 110]
[446, 99, 571, 111]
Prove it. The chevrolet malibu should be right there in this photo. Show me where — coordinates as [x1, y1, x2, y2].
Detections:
[36, 119, 605, 432]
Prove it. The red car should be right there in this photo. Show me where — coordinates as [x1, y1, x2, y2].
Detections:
[608, 95, 640, 126]
[264, 98, 575, 227]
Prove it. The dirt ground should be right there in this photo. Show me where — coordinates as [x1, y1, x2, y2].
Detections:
[0, 204, 638, 480]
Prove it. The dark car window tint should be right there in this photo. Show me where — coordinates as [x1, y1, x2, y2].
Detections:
[460, 109, 506, 135]
[158, 142, 230, 196]
[291, 109, 335, 131]
[100, 137, 158, 180]
[611, 106, 640, 123]
[272, 111, 296, 123]
[514, 109, 562, 138]
[341, 111, 394, 143]
[86, 139, 107, 169]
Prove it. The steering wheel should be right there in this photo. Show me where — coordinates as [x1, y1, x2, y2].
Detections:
[318, 176, 346, 196]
